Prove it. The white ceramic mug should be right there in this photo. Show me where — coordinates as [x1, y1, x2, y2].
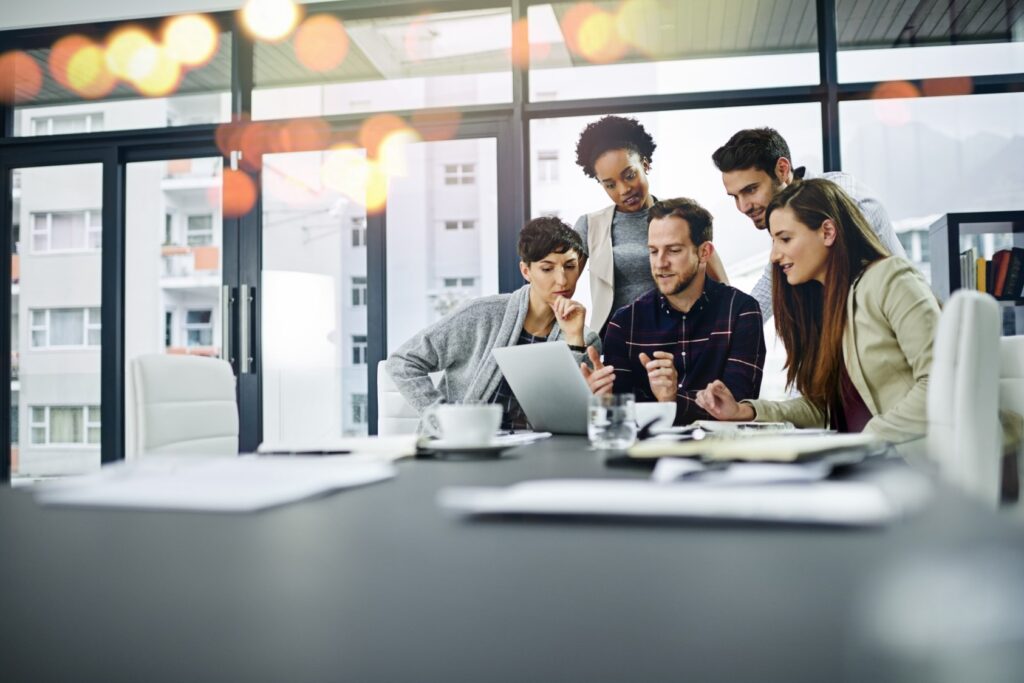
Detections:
[634, 401, 676, 431]
[429, 403, 502, 446]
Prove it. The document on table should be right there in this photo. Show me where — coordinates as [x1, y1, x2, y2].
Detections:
[35, 454, 396, 513]
[629, 432, 885, 463]
[257, 434, 419, 460]
[438, 467, 931, 527]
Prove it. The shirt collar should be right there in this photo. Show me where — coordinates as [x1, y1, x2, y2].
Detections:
[656, 275, 722, 319]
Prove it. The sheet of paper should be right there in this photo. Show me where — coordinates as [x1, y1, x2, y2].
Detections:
[438, 473, 927, 526]
[257, 434, 418, 461]
[651, 458, 834, 485]
[629, 432, 884, 462]
[35, 455, 395, 512]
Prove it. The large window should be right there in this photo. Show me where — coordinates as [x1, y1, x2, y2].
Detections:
[29, 405, 100, 446]
[29, 307, 100, 348]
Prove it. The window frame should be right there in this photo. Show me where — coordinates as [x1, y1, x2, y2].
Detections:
[28, 307, 101, 350]
[27, 404, 101, 448]
[29, 209, 102, 254]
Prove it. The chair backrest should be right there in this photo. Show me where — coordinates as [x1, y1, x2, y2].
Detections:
[999, 335, 1024, 501]
[131, 353, 239, 456]
[927, 290, 1001, 504]
[376, 361, 446, 436]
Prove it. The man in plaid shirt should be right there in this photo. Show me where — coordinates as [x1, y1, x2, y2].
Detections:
[581, 198, 766, 425]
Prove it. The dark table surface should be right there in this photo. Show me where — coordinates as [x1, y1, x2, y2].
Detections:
[2, 437, 1023, 683]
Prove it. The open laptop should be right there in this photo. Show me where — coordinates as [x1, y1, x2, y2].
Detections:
[492, 341, 591, 435]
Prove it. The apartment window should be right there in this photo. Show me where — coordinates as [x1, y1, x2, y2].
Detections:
[351, 217, 367, 247]
[443, 164, 476, 185]
[351, 277, 367, 306]
[352, 335, 367, 365]
[30, 405, 101, 445]
[164, 214, 174, 245]
[186, 215, 214, 246]
[164, 311, 173, 347]
[31, 210, 102, 252]
[30, 307, 101, 348]
[30, 113, 104, 136]
[443, 220, 476, 231]
[184, 309, 213, 347]
[351, 394, 368, 425]
[537, 150, 559, 182]
[10, 392, 18, 446]
[443, 277, 476, 288]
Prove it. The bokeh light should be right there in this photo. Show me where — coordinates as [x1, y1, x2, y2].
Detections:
[239, 122, 270, 171]
[871, 81, 920, 126]
[560, 3, 599, 57]
[67, 44, 118, 99]
[277, 118, 331, 153]
[242, 0, 302, 43]
[106, 26, 158, 81]
[216, 115, 251, 157]
[294, 15, 349, 72]
[359, 113, 408, 157]
[132, 46, 182, 97]
[577, 8, 627, 64]
[221, 169, 258, 217]
[322, 144, 369, 203]
[616, 0, 661, 58]
[163, 14, 219, 68]
[377, 128, 422, 178]
[922, 76, 973, 97]
[411, 108, 462, 142]
[49, 35, 94, 89]
[0, 51, 43, 104]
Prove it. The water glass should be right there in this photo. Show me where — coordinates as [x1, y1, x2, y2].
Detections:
[588, 394, 637, 450]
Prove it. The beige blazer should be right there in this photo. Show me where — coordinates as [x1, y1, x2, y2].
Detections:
[745, 257, 939, 443]
[584, 205, 617, 330]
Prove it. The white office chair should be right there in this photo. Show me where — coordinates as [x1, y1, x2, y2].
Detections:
[376, 360, 443, 436]
[927, 290, 1002, 505]
[131, 353, 239, 456]
[999, 335, 1024, 505]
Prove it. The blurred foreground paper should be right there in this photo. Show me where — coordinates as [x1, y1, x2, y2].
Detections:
[630, 432, 886, 462]
[439, 469, 931, 526]
[35, 455, 395, 512]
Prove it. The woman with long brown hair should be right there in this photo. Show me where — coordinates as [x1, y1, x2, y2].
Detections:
[695, 178, 939, 442]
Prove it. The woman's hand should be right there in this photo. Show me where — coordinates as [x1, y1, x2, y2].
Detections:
[695, 380, 755, 421]
[552, 295, 586, 346]
[580, 346, 614, 395]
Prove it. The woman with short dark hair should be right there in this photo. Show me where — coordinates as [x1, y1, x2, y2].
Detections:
[387, 217, 601, 432]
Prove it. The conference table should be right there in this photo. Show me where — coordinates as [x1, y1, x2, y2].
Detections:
[2, 437, 1023, 682]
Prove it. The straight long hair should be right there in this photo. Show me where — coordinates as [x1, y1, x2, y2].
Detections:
[766, 178, 889, 412]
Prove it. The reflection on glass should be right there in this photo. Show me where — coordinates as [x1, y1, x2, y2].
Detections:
[124, 157, 224, 458]
[12, 30, 232, 137]
[528, 1, 818, 101]
[10, 163, 103, 480]
[252, 8, 512, 119]
[386, 138, 499, 354]
[836, 0, 1024, 82]
[840, 92, 1024, 281]
[530, 103, 822, 399]
[261, 150, 369, 441]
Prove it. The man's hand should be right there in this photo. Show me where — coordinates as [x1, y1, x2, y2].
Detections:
[695, 380, 755, 421]
[552, 295, 586, 346]
[705, 248, 730, 285]
[580, 345, 614, 395]
[639, 351, 678, 403]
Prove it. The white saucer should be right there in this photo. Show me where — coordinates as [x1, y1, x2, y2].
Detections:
[421, 439, 508, 457]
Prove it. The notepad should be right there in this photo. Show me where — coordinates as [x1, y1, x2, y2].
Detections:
[629, 432, 885, 463]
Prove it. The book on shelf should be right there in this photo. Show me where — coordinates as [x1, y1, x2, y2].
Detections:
[960, 247, 977, 290]
[977, 257, 987, 293]
[1004, 247, 1024, 300]
[992, 249, 1012, 298]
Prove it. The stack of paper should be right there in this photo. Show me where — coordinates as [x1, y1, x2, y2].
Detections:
[258, 434, 418, 461]
[35, 454, 395, 512]
[629, 432, 885, 462]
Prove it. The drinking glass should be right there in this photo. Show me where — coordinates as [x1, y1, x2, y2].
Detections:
[588, 393, 637, 450]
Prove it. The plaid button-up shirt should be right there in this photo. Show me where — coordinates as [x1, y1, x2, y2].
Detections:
[604, 277, 766, 425]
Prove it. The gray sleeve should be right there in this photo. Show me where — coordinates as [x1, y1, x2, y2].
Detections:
[573, 214, 589, 249]
[750, 261, 774, 321]
[385, 312, 464, 413]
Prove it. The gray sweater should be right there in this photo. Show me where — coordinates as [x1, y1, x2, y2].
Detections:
[386, 285, 601, 425]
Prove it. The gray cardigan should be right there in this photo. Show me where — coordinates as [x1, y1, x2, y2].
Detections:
[386, 284, 601, 422]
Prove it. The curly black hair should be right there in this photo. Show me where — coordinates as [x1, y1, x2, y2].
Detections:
[574, 115, 656, 179]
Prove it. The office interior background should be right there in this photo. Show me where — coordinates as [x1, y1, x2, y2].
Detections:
[0, 0, 1022, 482]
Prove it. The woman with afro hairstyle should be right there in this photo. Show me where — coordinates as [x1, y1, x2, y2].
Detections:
[574, 116, 680, 332]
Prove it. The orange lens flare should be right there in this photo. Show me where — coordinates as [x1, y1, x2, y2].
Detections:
[277, 118, 332, 153]
[67, 45, 118, 99]
[576, 10, 627, 64]
[132, 47, 182, 97]
[221, 169, 258, 217]
[0, 51, 43, 104]
[242, 0, 302, 43]
[294, 15, 349, 72]
[411, 108, 462, 142]
[359, 114, 408, 158]
[106, 26, 157, 81]
[49, 35, 94, 90]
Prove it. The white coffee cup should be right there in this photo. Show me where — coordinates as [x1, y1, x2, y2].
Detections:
[634, 401, 676, 431]
[433, 403, 502, 446]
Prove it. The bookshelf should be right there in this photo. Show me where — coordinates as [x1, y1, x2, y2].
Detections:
[929, 211, 1024, 334]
